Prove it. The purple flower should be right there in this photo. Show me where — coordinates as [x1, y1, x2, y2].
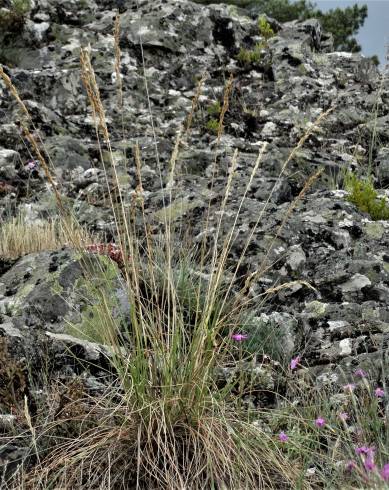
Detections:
[343, 383, 356, 393]
[278, 431, 288, 442]
[290, 355, 301, 370]
[354, 368, 367, 378]
[355, 446, 375, 457]
[380, 463, 389, 481]
[338, 412, 349, 422]
[375, 387, 384, 398]
[355, 446, 368, 455]
[231, 333, 248, 342]
[315, 417, 326, 428]
[25, 159, 39, 171]
[364, 457, 376, 472]
[346, 460, 357, 472]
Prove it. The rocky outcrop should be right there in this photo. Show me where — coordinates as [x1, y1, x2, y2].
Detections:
[0, 0, 388, 389]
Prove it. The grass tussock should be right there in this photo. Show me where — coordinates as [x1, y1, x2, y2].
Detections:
[2, 14, 388, 490]
[0, 214, 91, 259]
[13, 390, 298, 489]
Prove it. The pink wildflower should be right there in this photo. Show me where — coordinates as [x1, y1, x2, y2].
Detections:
[374, 387, 384, 398]
[354, 368, 367, 378]
[315, 417, 326, 428]
[231, 333, 248, 342]
[338, 412, 349, 422]
[355, 446, 375, 457]
[25, 159, 39, 171]
[278, 431, 288, 442]
[343, 383, 356, 393]
[346, 460, 357, 472]
[364, 457, 376, 472]
[380, 464, 389, 481]
[290, 356, 301, 370]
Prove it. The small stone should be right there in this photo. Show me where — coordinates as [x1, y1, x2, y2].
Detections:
[0, 414, 16, 429]
[339, 338, 352, 356]
[287, 245, 306, 271]
[364, 222, 384, 240]
[341, 274, 371, 293]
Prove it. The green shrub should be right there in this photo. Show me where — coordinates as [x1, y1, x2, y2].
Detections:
[206, 102, 222, 134]
[236, 16, 273, 66]
[10, 0, 31, 16]
[207, 100, 222, 117]
[206, 117, 220, 134]
[345, 172, 389, 220]
[0, 0, 31, 31]
[237, 43, 262, 65]
[258, 15, 275, 42]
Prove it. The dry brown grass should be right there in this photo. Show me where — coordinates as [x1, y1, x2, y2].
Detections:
[0, 214, 91, 259]
[2, 376, 303, 490]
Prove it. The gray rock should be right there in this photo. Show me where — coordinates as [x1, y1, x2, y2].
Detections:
[0, 249, 129, 335]
[0, 149, 19, 181]
[0, 0, 389, 395]
[340, 273, 372, 293]
[0, 414, 16, 429]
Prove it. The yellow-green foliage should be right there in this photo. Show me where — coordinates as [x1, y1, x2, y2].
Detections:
[0, 0, 31, 30]
[10, 0, 31, 16]
[237, 44, 262, 66]
[258, 16, 275, 42]
[237, 17, 273, 66]
[207, 100, 221, 117]
[206, 118, 219, 134]
[66, 255, 124, 345]
[345, 172, 389, 220]
[206, 102, 221, 134]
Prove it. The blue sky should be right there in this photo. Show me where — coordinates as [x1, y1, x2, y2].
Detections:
[314, 1, 389, 65]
